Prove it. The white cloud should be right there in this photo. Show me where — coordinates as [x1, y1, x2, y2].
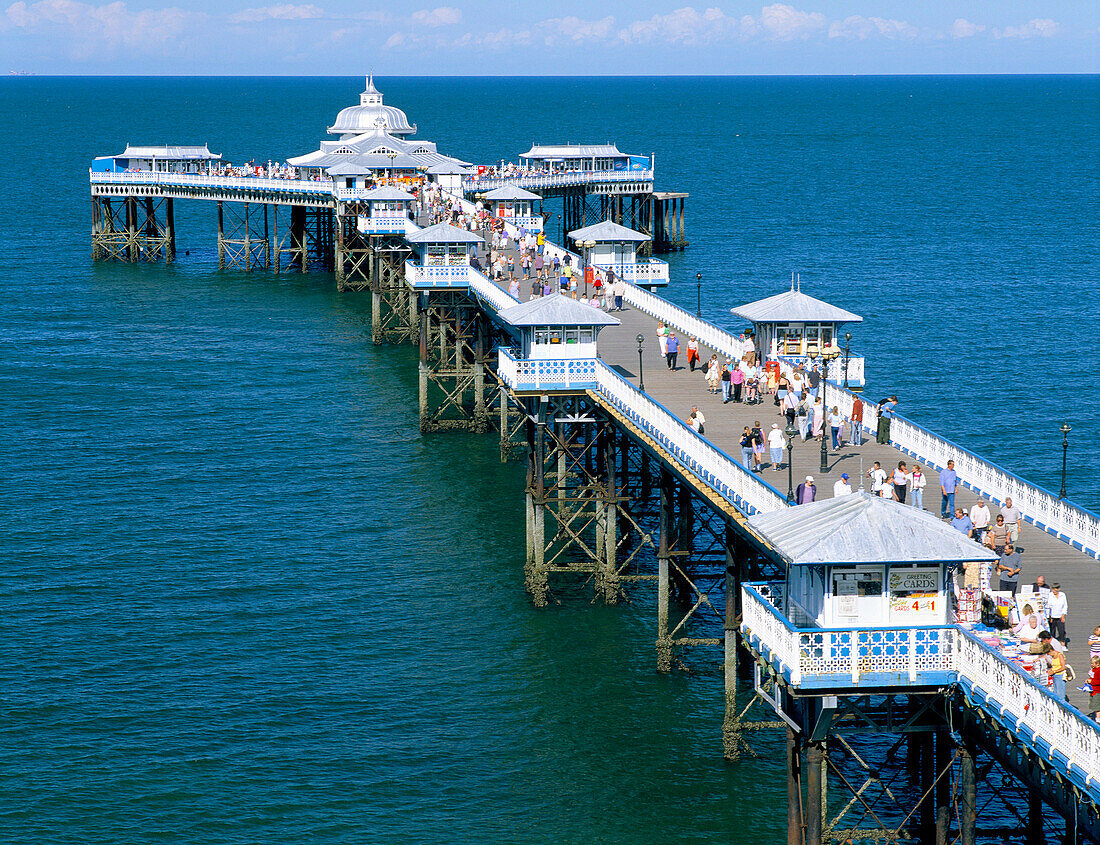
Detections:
[950, 18, 983, 38]
[994, 18, 1059, 39]
[2, 0, 195, 49]
[617, 6, 731, 45]
[754, 4, 826, 40]
[411, 6, 460, 27]
[829, 15, 919, 41]
[540, 15, 614, 44]
[229, 4, 323, 23]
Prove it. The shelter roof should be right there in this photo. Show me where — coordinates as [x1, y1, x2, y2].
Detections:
[568, 220, 650, 243]
[748, 493, 998, 566]
[427, 163, 475, 175]
[359, 186, 416, 201]
[483, 185, 541, 201]
[319, 153, 423, 171]
[105, 144, 221, 160]
[328, 76, 417, 137]
[520, 144, 625, 159]
[498, 293, 621, 327]
[406, 222, 483, 244]
[730, 288, 862, 324]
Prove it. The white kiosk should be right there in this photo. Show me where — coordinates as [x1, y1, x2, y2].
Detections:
[357, 185, 416, 235]
[730, 283, 865, 388]
[750, 494, 996, 630]
[482, 185, 543, 233]
[567, 220, 669, 290]
[405, 222, 483, 288]
[496, 294, 619, 393]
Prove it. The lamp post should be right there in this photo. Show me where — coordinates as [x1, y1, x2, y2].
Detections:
[636, 333, 646, 392]
[809, 347, 840, 473]
[1059, 422, 1071, 499]
[580, 239, 596, 298]
[785, 421, 797, 504]
[695, 272, 702, 317]
[843, 331, 852, 390]
[558, 214, 563, 244]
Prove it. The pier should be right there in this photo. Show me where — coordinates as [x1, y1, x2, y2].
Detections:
[89, 79, 1100, 845]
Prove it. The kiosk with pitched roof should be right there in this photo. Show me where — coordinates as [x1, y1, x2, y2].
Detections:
[567, 220, 669, 290]
[482, 185, 543, 233]
[405, 222, 483, 288]
[495, 294, 619, 392]
[730, 280, 865, 387]
[356, 186, 416, 235]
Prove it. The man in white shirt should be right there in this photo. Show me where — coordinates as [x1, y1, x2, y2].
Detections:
[833, 472, 852, 497]
[1047, 583, 1068, 642]
[1000, 497, 1023, 543]
[767, 423, 786, 471]
[868, 461, 887, 495]
[691, 406, 706, 436]
[969, 499, 991, 542]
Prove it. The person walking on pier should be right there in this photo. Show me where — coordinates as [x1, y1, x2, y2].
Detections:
[720, 360, 732, 402]
[939, 460, 958, 519]
[1047, 583, 1068, 643]
[740, 426, 754, 469]
[910, 464, 926, 510]
[706, 355, 721, 394]
[848, 395, 864, 445]
[1001, 497, 1022, 544]
[731, 361, 744, 403]
[829, 406, 843, 451]
[691, 406, 705, 435]
[892, 461, 910, 504]
[797, 393, 810, 440]
[833, 473, 853, 497]
[970, 499, 991, 543]
[767, 424, 785, 471]
[612, 277, 625, 312]
[996, 544, 1022, 593]
[665, 334, 679, 370]
[751, 422, 765, 471]
[509, 278, 520, 300]
[952, 507, 974, 537]
[795, 476, 817, 504]
[687, 336, 700, 372]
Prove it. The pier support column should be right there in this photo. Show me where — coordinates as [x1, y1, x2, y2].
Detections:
[806, 742, 824, 845]
[596, 422, 619, 604]
[372, 290, 383, 345]
[472, 360, 490, 433]
[787, 729, 803, 845]
[125, 197, 137, 262]
[656, 471, 673, 672]
[165, 198, 175, 263]
[722, 523, 743, 760]
[1027, 792, 1044, 845]
[960, 742, 976, 845]
[935, 732, 952, 845]
[217, 201, 226, 269]
[242, 203, 251, 272]
[525, 399, 549, 607]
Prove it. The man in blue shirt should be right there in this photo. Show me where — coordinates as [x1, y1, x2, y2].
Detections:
[950, 507, 973, 536]
[939, 459, 958, 519]
[876, 395, 898, 444]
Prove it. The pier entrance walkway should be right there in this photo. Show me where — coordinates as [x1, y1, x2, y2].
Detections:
[476, 227, 1097, 711]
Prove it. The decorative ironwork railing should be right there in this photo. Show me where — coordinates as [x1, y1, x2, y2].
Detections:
[90, 171, 332, 194]
[496, 349, 600, 392]
[463, 170, 654, 193]
[741, 583, 1100, 796]
[622, 284, 749, 361]
[820, 382, 1100, 559]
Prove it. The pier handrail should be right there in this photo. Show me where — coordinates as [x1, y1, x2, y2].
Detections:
[821, 381, 1100, 560]
[955, 626, 1100, 792]
[622, 285, 748, 362]
[592, 361, 788, 516]
[464, 169, 654, 193]
[90, 170, 331, 194]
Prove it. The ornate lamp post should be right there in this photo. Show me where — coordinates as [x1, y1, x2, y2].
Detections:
[808, 347, 840, 473]
[785, 421, 797, 504]
[1059, 422, 1071, 499]
[636, 333, 646, 392]
[695, 272, 702, 317]
[580, 239, 596, 298]
[843, 331, 852, 390]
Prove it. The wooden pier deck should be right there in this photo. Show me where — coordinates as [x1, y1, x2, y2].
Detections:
[482, 238, 1097, 712]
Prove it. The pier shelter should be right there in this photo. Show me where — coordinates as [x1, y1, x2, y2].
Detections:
[729, 285, 864, 387]
[355, 186, 416, 235]
[568, 220, 669, 290]
[428, 163, 475, 194]
[482, 185, 543, 233]
[497, 294, 619, 393]
[520, 144, 650, 173]
[405, 222, 482, 288]
[92, 144, 221, 174]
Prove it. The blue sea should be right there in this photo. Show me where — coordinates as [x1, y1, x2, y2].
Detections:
[0, 75, 1096, 842]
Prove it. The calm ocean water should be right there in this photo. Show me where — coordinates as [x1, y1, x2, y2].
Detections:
[0, 76, 1096, 842]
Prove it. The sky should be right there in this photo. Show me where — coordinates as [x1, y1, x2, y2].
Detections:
[1, 1, 1098, 75]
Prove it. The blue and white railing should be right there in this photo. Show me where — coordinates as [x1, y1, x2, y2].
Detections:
[593, 258, 669, 288]
[592, 361, 789, 516]
[497, 349, 599, 392]
[823, 382, 1100, 560]
[777, 354, 865, 389]
[741, 583, 955, 688]
[742, 582, 1100, 799]
[464, 169, 654, 193]
[90, 170, 333, 195]
[624, 284, 749, 362]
